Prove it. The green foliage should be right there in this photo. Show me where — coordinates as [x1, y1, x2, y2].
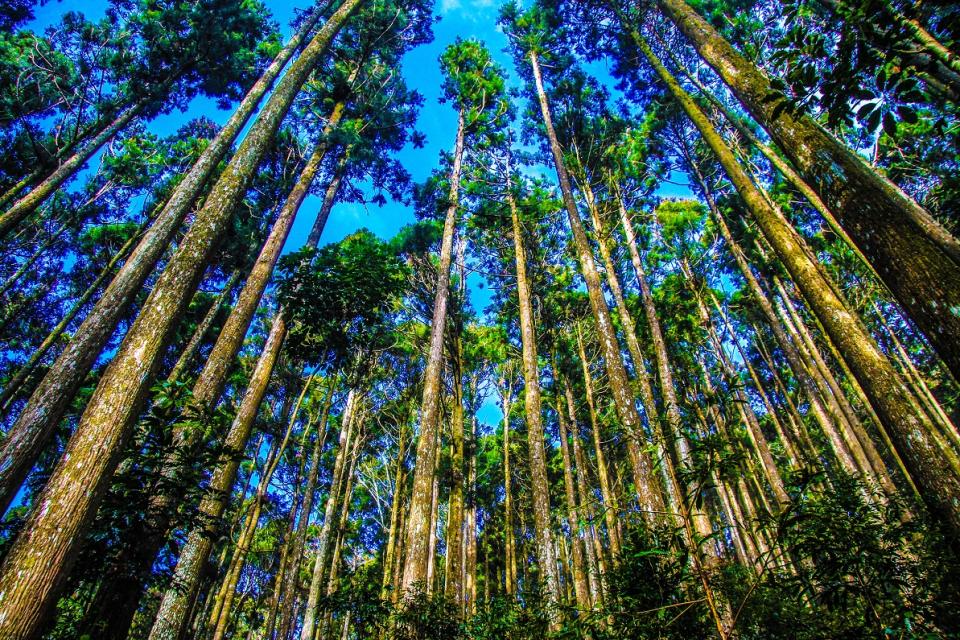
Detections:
[440, 38, 510, 135]
[278, 229, 410, 371]
[728, 474, 960, 638]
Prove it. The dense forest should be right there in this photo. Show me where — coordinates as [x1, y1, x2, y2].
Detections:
[0, 0, 959, 637]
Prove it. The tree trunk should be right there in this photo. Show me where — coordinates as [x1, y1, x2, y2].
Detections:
[870, 300, 960, 452]
[277, 378, 336, 640]
[634, 30, 960, 536]
[653, 0, 960, 383]
[465, 415, 478, 615]
[717, 304, 801, 467]
[563, 380, 604, 606]
[426, 453, 441, 595]
[528, 47, 665, 521]
[609, 192, 719, 554]
[0, 98, 148, 238]
[583, 182, 684, 522]
[506, 179, 562, 614]
[305, 149, 349, 248]
[84, 116, 342, 638]
[145, 315, 288, 640]
[444, 328, 466, 609]
[500, 372, 517, 598]
[143, 116, 340, 551]
[381, 420, 408, 599]
[300, 389, 360, 640]
[166, 271, 239, 386]
[574, 326, 623, 558]
[0, 8, 350, 584]
[682, 140, 865, 480]
[553, 366, 592, 610]
[401, 109, 465, 592]
[209, 376, 311, 640]
[0, 0, 327, 498]
[0, 225, 142, 417]
[772, 281, 899, 494]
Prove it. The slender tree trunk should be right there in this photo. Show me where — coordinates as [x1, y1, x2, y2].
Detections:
[444, 329, 466, 609]
[528, 48, 665, 521]
[146, 315, 287, 640]
[321, 436, 361, 640]
[300, 389, 360, 640]
[506, 178, 562, 615]
[277, 378, 336, 640]
[651, 0, 960, 383]
[563, 381, 603, 606]
[583, 182, 684, 521]
[610, 192, 719, 553]
[0, 2, 345, 566]
[754, 328, 823, 463]
[381, 421, 408, 599]
[166, 271, 239, 386]
[465, 415, 478, 615]
[401, 109, 465, 591]
[716, 304, 800, 467]
[0, 226, 142, 416]
[500, 372, 517, 598]
[305, 150, 349, 248]
[209, 377, 311, 640]
[574, 326, 623, 558]
[685, 277, 790, 506]
[0, 98, 149, 238]
[426, 455, 440, 595]
[871, 300, 960, 451]
[554, 366, 592, 610]
[683, 142, 865, 479]
[772, 282, 899, 493]
[88, 120, 341, 638]
[637, 30, 960, 534]
[0, 0, 327, 509]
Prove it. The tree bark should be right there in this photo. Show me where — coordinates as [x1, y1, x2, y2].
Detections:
[0, 3, 331, 524]
[209, 376, 311, 640]
[574, 325, 623, 558]
[528, 47, 665, 521]
[277, 378, 336, 640]
[653, 0, 960, 383]
[506, 179, 562, 613]
[444, 322, 466, 609]
[166, 271, 240, 386]
[682, 138, 866, 480]
[401, 109, 465, 592]
[563, 380, 604, 606]
[300, 389, 359, 640]
[381, 418, 408, 599]
[146, 314, 287, 640]
[633, 30, 960, 536]
[0, 98, 148, 238]
[500, 371, 517, 598]
[553, 366, 592, 610]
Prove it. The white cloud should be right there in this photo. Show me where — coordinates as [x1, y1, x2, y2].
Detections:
[439, 0, 495, 18]
[439, 0, 462, 14]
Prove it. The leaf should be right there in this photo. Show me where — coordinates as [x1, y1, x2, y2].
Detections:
[856, 101, 877, 120]
[896, 105, 917, 124]
[882, 110, 897, 137]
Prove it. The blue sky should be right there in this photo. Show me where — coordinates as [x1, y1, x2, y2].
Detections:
[30, 0, 693, 428]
